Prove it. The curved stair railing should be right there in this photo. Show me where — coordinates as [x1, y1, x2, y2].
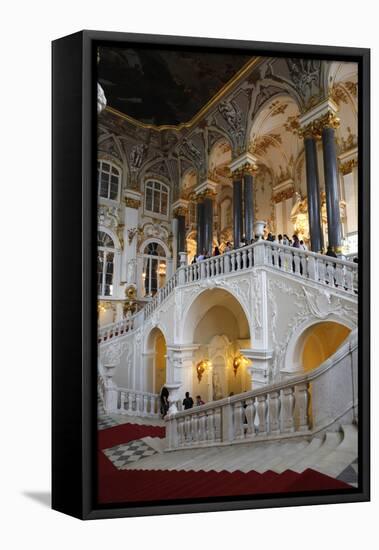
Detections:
[165, 329, 358, 451]
[98, 241, 358, 346]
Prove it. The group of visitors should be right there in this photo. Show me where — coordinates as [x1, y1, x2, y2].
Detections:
[160, 388, 205, 418]
[191, 233, 310, 264]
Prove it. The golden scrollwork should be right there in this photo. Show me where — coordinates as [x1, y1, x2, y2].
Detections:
[124, 197, 141, 209]
[339, 158, 358, 175]
[232, 162, 258, 180]
[273, 187, 295, 204]
[299, 111, 340, 140]
[173, 206, 188, 217]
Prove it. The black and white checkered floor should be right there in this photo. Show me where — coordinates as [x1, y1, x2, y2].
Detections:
[336, 459, 359, 488]
[103, 439, 158, 469]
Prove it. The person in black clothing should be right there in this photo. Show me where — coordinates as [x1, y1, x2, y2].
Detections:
[182, 391, 194, 410]
[160, 386, 169, 418]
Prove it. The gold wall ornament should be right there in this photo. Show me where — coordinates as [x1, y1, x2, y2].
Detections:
[314, 111, 340, 132]
[268, 100, 288, 116]
[344, 81, 358, 98]
[232, 354, 249, 377]
[249, 133, 282, 156]
[124, 197, 141, 209]
[329, 84, 349, 106]
[173, 206, 188, 217]
[273, 187, 295, 204]
[196, 360, 211, 383]
[284, 115, 301, 135]
[231, 162, 258, 180]
[125, 285, 137, 300]
[339, 158, 358, 175]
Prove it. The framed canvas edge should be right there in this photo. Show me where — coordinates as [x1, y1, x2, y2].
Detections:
[52, 30, 370, 521]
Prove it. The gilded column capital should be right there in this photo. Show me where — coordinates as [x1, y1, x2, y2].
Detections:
[299, 97, 339, 139]
[173, 206, 188, 217]
[339, 158, 358, 175]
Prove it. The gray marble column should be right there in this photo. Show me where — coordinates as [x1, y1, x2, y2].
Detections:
[196, 201, 204, 255]
[243, 173, 254, 243]
[322, 126, 342, 253]
[304, 136, 324, 252]
[233, 178, 242, 248]
[203, 197, 214, 255]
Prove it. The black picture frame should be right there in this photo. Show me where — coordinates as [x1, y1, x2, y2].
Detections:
[52, 30, 370, 520]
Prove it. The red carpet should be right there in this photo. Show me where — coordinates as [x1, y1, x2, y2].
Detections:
[98, 422, 352, 505]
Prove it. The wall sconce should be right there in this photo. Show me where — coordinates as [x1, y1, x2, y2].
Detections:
[196, 360, 211, 383]
[98, 303, 106, 314]
[233, 354, 248, 377]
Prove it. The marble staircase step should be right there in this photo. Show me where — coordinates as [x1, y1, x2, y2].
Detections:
[254, 441, 310, 474]
[291, 431, 343, 473]
[311, 425, 358, 478]
[273, 437, 323, 473]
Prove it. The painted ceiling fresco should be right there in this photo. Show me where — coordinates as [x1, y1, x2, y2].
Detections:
[98, 46, 252, 126]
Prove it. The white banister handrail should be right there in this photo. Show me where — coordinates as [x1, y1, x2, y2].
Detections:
[165, 329, 358, 450]
[99, 241, 358, 343]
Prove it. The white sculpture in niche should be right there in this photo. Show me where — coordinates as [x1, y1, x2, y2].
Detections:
[97, 83, 107, 114]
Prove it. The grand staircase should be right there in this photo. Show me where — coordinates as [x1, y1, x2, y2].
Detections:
[98, 421, 357, 504]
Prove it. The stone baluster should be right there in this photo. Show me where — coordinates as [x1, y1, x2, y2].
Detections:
[214, 408, 222, 441]
[335, 263, 344, 288]
[272, 247, 279, 268]
[296, 382, 310, 431]
[241, 248, 247, 269]
[293, 253, 301, 275]
[191, 413, 199, 444]
[301, 255, 308, 277]
[136, 393, 142, 414]
[233, 401, 245, 440]
[345, 266, 354, 293]
[236, 250, 241, 271]
[224, 253, 231, 273]
[248, 246, 253, 268]
[120, 391, 126, 413]
[268, 391, 281, 434]
[199, 412, 207, 442]
[185, 416, 192, 445]
[178, 417, 185, 446]
[282, 387, 295, 433]
[128, 392, 134, 413]
[326, 261, 335, 287]
[285, 250, 293, 273]
[256, 395, 268, 435]
[143, 394, 148, 415]
[206, 410, 215, 442]
[149, 395, 156, 415]
[317, 258, 326, 284]
[230, 251, 236, 272]
[245, 397, 256, 437]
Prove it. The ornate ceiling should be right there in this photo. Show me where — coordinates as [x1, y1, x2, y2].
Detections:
[98, 46, 252, 126]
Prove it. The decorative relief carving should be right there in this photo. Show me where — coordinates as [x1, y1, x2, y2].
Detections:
[286, 58, 321, 102]
[268, 100, 288, 116]
[130, 143, 147, 170]
[267, 278, 357, 380]
[249, 133, 282, 156]
[97, 205, 120, 228]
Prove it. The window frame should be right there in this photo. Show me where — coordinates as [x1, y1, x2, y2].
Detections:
[144, 179, 170, 219]
[97, 159, 121, 202]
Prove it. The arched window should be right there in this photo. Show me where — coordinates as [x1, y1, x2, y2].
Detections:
[145, 180, 169, 217]
[142, 242, 167, 297]
[97, 160, 121, 200]
[97, 231, 115, 297]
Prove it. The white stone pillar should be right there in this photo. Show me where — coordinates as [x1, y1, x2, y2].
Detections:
[122, 190, 141, 285]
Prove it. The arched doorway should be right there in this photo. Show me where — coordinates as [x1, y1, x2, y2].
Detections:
[145, 327, 167, 394]
[300, 321, 351, 373]
[182, 288, 251, 401]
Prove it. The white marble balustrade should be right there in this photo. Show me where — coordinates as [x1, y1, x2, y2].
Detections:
[98, 316, 136, 344]
[165, 329, 358, 451]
